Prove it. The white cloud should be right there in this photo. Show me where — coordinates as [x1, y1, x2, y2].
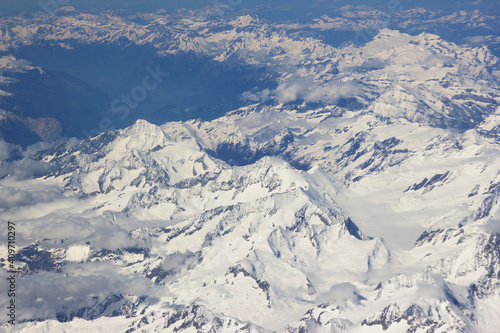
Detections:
[161, 251, 197, 273]
[33, 217, 139, 250]
[275, 80, 306, 104]
[315, 282, 364, 306]
[0, 158, 50, 180]
[481, 219, 500, 234]
[0, 186, 62, 209]
[0, 269, 164, 324]
[22, 140, 58, 158]
[0, 140, 21, 161]
[303, 80, 361, 104]
[0, 56, 33, 74]
[0, 186, 34, 208]
[66, 245, 91, 262]
[243, 78, 360, 105]
[337, 5, 373, 12]
[420, 55, 456, 67]
[241, 88, 271, 102]
[0, 140, 53, 180]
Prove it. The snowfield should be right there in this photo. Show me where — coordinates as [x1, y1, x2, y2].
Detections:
[1, 6, 500, 333]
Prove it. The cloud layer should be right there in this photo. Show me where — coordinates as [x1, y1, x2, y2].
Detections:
[243, 78, 360, 105]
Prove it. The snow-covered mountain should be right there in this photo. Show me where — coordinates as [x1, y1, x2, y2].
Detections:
[0, 6, 499, 143]
[3, 108, 500, 331]
[1, 6, 500, 333]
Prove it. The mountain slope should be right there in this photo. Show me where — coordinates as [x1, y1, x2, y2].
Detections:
[0, 8, 499, 143]
[0, 7, 500, 333]
[0, 110, 498, 332]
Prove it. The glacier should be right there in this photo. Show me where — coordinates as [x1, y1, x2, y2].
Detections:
[0, 5, 500, 333]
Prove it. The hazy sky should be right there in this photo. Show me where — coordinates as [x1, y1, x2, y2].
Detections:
[0, 0, 496, 17]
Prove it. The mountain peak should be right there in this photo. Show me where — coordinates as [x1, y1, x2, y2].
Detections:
[121, 119, 171, 151]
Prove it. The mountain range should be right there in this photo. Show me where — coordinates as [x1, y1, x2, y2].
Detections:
[1, 5, 500, 333]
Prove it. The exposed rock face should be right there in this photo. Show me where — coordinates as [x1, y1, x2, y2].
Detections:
[25, 117, 62, 142]
[1, 6, 500, 333]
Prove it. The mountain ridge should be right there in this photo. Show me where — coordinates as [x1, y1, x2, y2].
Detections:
[1, 6, 500, 333]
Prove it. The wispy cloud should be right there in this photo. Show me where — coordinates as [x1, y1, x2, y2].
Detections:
[481, 219, 500, 233]
[0, 140, 19, 160]
[0, 140, 51, 180]
[0, 186, 62, 209]
[243, 78, 360, 105]
[315, 282, 365, 306]
[0, 158, 50, 180]
[0, 268, 164, 324]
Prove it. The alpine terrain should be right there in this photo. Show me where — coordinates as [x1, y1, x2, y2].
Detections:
[1, 3, 500, 332]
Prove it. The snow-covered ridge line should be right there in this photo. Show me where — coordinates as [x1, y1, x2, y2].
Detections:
[1, 107, 498, 331]
[0, 6, 499, 150]
[1, 8, 499, 134]
[0, 6, 500, 333]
